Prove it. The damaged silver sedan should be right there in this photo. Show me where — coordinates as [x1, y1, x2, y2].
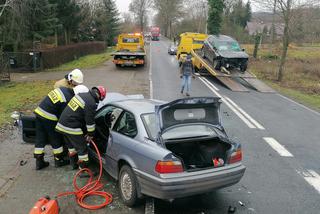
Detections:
[20, 94, 246, 207]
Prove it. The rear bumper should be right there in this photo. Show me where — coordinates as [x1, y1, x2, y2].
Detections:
[134, 163, 246, 200]
[113, 59, 144, 65]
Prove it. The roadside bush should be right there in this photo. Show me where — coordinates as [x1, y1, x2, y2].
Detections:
[40, 42, 106, 69]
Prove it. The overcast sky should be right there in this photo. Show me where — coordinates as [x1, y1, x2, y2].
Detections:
[115, 0, 262, 15]
[115, 0, 131, 14]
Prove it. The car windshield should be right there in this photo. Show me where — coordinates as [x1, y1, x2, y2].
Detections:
[215, 40, 241, 51]
[122, 38, 139, 43]
[141, 113, 218, 140]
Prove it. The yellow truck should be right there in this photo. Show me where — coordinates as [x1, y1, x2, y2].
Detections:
[112, 33, 146, 67]
[176, 32, 208, 65]
[177, 32, 274, 92]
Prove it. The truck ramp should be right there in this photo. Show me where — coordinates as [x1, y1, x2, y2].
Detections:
[191, 49, 275, 93]
[241, 77, 275, 93]
[215, 76, 249, 92]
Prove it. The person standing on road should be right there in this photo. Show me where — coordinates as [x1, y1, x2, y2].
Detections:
[54, 68, 84, 89]
[56, 86, 106, 170]
[180, 54, 195, 96]
[33, 85, 89, 170]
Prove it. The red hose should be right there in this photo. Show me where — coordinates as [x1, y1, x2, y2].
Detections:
[56, 140, 112, 210]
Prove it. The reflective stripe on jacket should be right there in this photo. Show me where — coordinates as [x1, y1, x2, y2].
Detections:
[56, 91, 98, 135]
[34, 87, 74, 121]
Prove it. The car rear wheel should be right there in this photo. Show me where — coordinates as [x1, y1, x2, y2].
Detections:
[201, 48, 206, 59]
[119, 165, 139, 207]
[240, 63, 247, 72]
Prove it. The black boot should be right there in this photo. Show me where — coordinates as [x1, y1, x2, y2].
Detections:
[54, 153, 70, 168]
[69, 155, 79, 170]
[34, 154, 49, 170]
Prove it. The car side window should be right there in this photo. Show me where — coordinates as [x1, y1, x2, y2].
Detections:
[96, 105, 123, 129]
[114, 111, 138, 138]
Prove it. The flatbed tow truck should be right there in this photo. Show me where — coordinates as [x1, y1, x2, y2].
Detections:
[177, 32, 274, 93]
[112, 33, 146, 67]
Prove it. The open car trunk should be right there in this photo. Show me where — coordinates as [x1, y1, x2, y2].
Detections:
[165, 137, 231, 171]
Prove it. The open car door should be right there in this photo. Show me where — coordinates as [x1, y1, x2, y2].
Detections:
[20, 114, 36, 143]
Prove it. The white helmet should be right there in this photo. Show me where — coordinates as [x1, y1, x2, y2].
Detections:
[68, 69, 83, 84]
[73, 85, 89, 95]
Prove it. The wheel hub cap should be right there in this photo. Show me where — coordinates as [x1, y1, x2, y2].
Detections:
[121, 173, 133, 200]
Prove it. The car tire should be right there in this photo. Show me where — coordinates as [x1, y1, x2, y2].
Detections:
[213, 59, 221, 70]
[201, 48, 206, 59]
[119, 165, 140, 207]
[240, 63, 247, 72]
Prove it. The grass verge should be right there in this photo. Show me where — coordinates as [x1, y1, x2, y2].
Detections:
[264, 80, 320, 111]
[0, 81, 53, 126]
[47, 47, 113, 72]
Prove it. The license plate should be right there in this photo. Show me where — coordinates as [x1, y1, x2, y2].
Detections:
[124, 61, 133, 65]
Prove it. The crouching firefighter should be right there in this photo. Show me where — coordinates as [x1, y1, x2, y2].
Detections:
[33, 85, 89, 170]
[55, 86, 106, 170]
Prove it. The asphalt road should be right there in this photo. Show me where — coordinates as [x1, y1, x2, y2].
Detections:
[1, 39, 319, 214]
[150, 38, 320, 214]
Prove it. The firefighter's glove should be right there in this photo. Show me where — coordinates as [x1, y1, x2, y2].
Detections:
[192, 75, 196, 79]
[85, 134, 94, 142]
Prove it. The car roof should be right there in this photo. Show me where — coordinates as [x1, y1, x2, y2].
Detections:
[111, 99, 164, 115]
[211, 34, 235, 42]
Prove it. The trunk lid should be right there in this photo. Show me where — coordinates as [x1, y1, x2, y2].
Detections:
[155, 97, 222, 138]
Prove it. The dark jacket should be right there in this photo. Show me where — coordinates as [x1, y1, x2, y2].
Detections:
[34, 87, 74, 121]
[180, 59, 195, 76]
[56, 90, 99, 135]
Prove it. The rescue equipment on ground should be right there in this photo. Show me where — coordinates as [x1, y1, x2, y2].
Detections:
[29, 140, 112, 214]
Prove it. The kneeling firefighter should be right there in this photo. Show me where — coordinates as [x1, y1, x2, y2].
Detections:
[56, 86, 106, 169]
[34, 85, 89, 170]
[54, 68, 84, 89]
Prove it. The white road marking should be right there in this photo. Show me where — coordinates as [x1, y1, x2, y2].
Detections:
[149, 42, 153, 99]
[224, 97, 265, 130]
[198, 77, 256, 128]
[297, 169, 320, 194]
[277, 94, 320, 117]
[263, 137, 293, 157]
[201, 76, 220, 91]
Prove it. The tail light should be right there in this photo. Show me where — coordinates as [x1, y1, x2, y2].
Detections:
[155, 160, 183, 174]
[228, 148, 242, 164]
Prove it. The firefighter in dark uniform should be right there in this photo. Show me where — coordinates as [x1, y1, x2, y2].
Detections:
[56, 86, 106, 169]
[33, 85, 89, 170]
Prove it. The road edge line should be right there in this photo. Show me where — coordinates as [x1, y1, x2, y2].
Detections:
[149, 42, 153, 99]
[224, 96, 265, 130]
[198, 76, 256, 129]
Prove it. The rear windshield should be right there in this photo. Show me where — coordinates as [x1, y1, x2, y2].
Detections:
[122, 38, 139, 43]
[141, 113, 218, 140]
[141, 113, 157, 140]
[193, 39, 204, 44]
[215, 40, 241, 51]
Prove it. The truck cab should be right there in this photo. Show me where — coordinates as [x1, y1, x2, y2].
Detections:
[177, 32, 208, 65]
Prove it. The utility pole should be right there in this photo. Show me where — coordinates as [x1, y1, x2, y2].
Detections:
[270, 0, 277, 54]
[204, 1, 208, 34]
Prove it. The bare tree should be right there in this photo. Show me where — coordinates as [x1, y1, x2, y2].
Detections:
[253, 0, 318, 81]
[129, 0, 152, 32]
[153, 0, 184, 38]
